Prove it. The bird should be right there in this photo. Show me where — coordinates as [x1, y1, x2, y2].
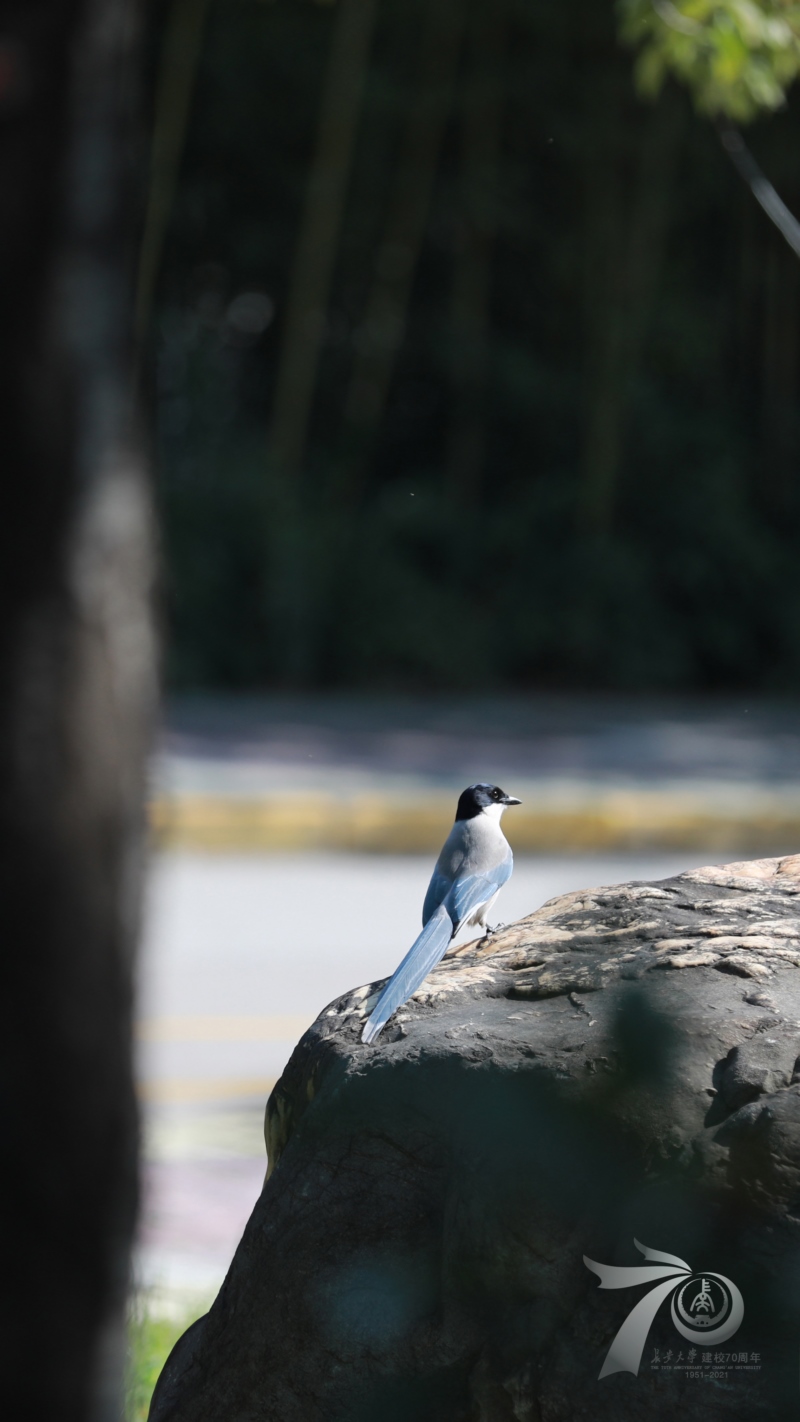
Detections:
[361, 783, 521, 1044]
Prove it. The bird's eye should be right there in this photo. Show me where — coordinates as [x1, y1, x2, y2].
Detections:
[492, 788, 500, 799]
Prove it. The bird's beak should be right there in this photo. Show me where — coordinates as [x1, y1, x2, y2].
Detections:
[502, 795, 521, 806]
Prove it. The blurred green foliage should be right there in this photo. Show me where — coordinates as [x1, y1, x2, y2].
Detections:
[124, 1300, 207, 1421]
[618, 0, 800, 120]
[146, 0, 800, 691]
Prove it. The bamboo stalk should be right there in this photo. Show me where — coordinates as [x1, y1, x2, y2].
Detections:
[445, 0, 506, 507]
[578, 72, 624, 535]
[579, 88, 684, 533]
[135, 0, 211, 345]
[341, 0, 464, 496]
[761, 228, 798, 507]
[269, 0, 377, 478]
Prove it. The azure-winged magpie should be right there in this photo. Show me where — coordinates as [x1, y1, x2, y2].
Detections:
[362, 783, 521, 1043]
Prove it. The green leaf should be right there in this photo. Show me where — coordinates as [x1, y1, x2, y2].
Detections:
[616, 0, 800, 119]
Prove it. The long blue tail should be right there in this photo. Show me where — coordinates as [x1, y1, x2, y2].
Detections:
[362, 905, 454, 1043]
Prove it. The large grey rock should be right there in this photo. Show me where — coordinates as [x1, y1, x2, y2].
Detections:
[150, 855, 800, 1421]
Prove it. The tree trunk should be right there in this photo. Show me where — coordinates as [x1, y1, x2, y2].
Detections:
[0, 2, 155, 1419]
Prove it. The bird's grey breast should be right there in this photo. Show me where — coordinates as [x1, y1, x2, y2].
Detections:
[436, 814, 511, 881]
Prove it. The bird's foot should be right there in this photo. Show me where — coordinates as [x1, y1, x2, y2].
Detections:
[485, 921, 507, 936]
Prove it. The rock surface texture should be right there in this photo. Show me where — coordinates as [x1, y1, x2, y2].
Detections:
[150, 856, 800, 1421]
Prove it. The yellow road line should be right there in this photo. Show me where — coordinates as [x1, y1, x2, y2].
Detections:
[149, 794, 800, 854]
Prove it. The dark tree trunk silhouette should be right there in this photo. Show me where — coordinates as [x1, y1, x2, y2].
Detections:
[0, 2, 154, 1419]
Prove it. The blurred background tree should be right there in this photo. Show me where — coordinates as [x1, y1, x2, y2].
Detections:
[619, 0, 800, 120]
[141, 0, 800, 693]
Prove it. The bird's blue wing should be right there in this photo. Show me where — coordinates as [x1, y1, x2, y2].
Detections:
[362, 904, 454, 1044]
[422, 867, 452, 926]
[362, 850, 514, 1045]
[445, 851, 513, 930]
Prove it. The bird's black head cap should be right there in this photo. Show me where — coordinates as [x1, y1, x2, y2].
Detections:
[456, 783, 521, 820]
